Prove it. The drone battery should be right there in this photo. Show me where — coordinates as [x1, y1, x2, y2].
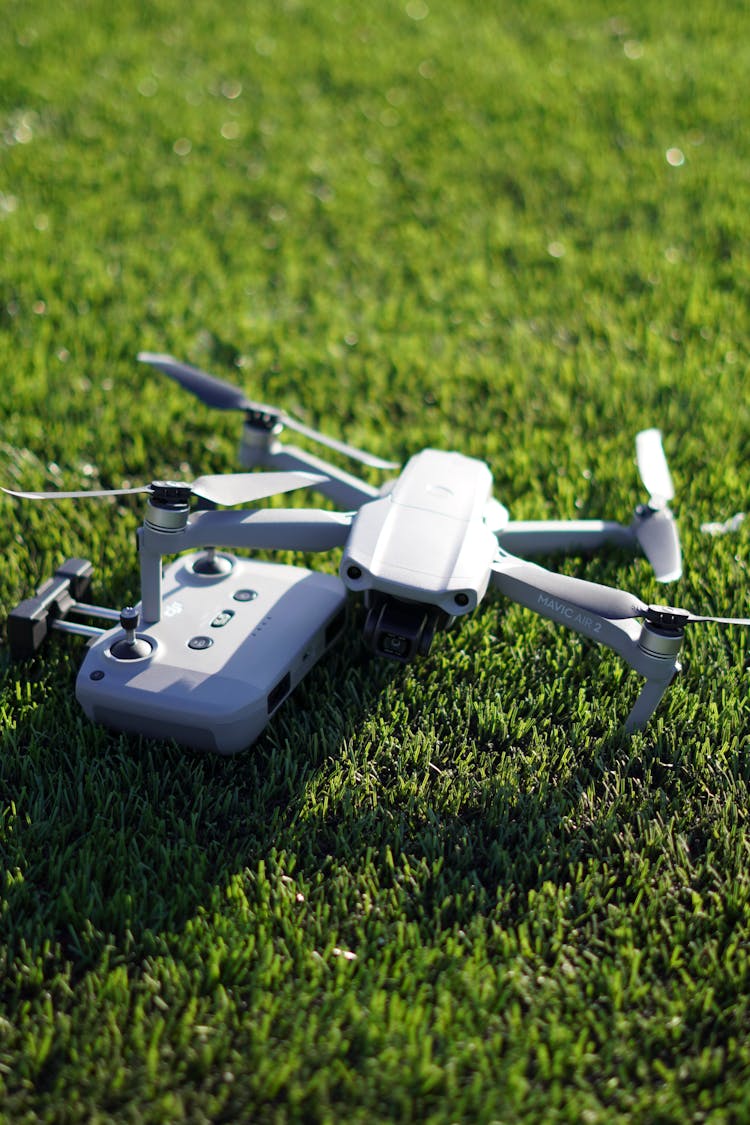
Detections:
[75, 554, 347, 754]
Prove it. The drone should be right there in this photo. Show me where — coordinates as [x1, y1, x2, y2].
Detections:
[5, 352, 749, 753]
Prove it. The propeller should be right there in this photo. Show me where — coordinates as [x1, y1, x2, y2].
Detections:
[137, 352, 399, 471]
[495, 554, 750, 629]
[1, 470, 327, 507]
[633, 428, 682, 582]
[636, 428, 675, 508]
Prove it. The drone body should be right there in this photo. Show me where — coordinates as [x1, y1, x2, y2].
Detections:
[339, 450, 500, 661]
[5, 351, 748, 752]
[341, 450, 497, 608]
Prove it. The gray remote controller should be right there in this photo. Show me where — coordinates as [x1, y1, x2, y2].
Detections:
[76, 552, 347, 753]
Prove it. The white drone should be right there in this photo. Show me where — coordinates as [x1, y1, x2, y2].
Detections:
[5, 352, 748, 753]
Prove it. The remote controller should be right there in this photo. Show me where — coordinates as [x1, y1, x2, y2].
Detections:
[76, 552, 347, 753]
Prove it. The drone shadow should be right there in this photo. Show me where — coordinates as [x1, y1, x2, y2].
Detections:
[0, 621, 685, 988]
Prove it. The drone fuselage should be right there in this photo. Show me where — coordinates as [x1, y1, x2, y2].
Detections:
[339, 449, 499, 618]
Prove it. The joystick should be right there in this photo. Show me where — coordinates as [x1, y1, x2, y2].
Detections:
[109, 607, 153, 660]
[191, 547, 234, 576]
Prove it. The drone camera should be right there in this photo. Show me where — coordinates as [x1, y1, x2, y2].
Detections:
[362, 594, 445, 663]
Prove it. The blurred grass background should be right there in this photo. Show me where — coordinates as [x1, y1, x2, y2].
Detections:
[2, 0, 750, 1120]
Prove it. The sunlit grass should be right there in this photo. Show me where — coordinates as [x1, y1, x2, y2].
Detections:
[2, 0, 750, 1119]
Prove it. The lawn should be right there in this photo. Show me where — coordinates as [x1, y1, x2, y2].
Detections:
[2, 0, 750, 1120]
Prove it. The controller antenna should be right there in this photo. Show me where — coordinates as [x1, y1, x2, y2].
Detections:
[110, 606, 152, 660]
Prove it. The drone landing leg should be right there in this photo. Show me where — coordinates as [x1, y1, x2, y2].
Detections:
[624, 671, 680, 733]
[138, 528, 163, 624]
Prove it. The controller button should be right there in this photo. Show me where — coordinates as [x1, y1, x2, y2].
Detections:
[211, 610, 235, 628]
[188, 635, 214, 651]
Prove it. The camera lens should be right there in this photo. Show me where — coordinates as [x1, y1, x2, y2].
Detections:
[362, 594, 445, 662]
[380, 632, 411, 658]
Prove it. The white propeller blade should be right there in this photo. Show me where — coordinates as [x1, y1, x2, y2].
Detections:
[2, 471, 327, 506]
[189, 471, 326, 506]
[636, 428, 675, 507]
[1, 485, 150, 500]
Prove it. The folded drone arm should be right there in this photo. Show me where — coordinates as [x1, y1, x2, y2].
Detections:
[138, 508, 353, 624]
[495, 519, 634, 557]
[178, 507, 354, 553]
[490, 553, 641, 657]
[239, 431, 383, 510]
[489, 554, 681, 731]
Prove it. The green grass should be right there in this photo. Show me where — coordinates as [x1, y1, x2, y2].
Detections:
[3, 0, 750, 1119]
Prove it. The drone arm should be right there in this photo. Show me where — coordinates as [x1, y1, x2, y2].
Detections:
[177, 507, 353, 552]
[239, 429, 381, 510]
[138, 508, 353, 624]
[489, 554, 680, 730]
[495, 512, 682, 585]
[495, 519, 634, 557]
[490, 554, 640, 659]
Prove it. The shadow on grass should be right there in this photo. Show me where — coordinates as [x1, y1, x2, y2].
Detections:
[0, 619, 688, 997]
[0, 630, 400, 980]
